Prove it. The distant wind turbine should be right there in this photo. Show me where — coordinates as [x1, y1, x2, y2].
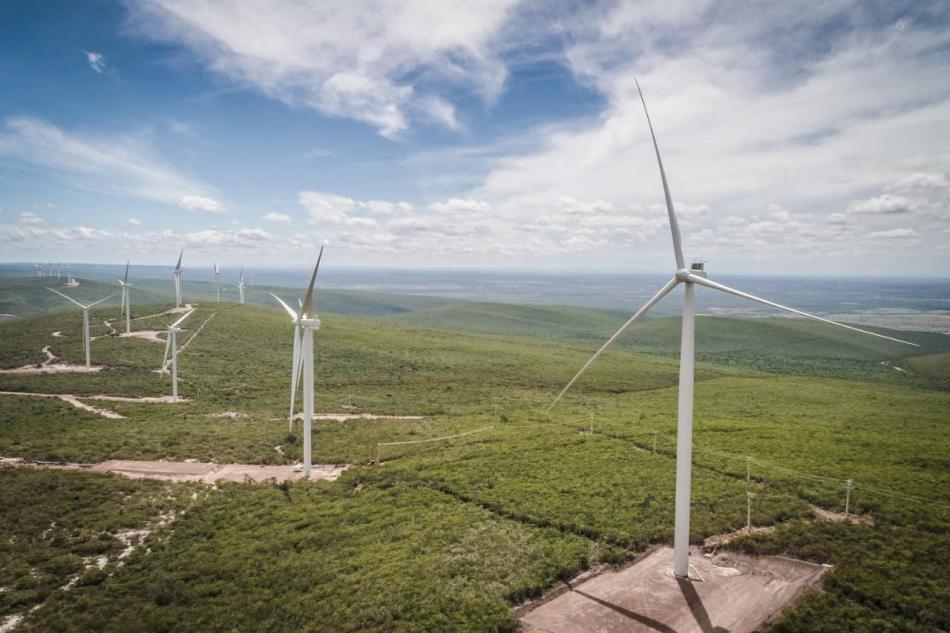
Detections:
[47, 288, 115, 368]
[270, 245, 324, 479]
[173, 250, 183, 308]
[213, 261, 221, 303]
[161, 309, 194, 402]
[552, 79, 919, 580]
[236, 267, 246, 304]
[117, 261, 133, 334]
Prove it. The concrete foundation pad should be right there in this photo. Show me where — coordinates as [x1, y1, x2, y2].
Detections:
[520, 546, 826, 633]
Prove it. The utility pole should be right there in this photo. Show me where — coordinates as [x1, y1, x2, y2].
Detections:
[845, 479, 853, 517]
[746, 491, 755, 533]
[746, 455, 752, 484]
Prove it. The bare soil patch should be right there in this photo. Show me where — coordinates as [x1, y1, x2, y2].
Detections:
[0, 391, 185, 418]
[0, 345, 104, 374]
[119, 330, 166, 343]
[1, 457, 347, 485]
[810, 504, 873, 525]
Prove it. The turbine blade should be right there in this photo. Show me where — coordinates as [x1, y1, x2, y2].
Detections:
[175, 250, 183, 272]
[270, 293, 298, 320]
[291, 327, 303, 400]
[551, 277, 680, 408]
[239, 266, 244, 283]
[301, 244, 324, 318]
[87, 294, 115, 309]
[690, 275, 919, 347]
[636, 78, 685, 271]
[46, 287, 85, 308]
[162, 333, 172, 367]
[123, 260, 129, 283]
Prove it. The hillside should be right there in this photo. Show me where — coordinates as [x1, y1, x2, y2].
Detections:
[0, 276, 456, 319]
[0, 285, 947, 632]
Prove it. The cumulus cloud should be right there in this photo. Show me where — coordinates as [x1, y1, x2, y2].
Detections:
[887, 172, 949, 191]
[263, 212, 292, 224]
[125, 0, 517, 137]
[0, 117, 215, 206]
[127, 217, 142, 226]
[85, 51, 108, 74]
[179, 195, 224, 213]
[848, 194, 917, 215]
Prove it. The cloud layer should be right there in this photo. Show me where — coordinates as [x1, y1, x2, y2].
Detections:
[127, 0, 518, 137]
[0, 117, 215, 206]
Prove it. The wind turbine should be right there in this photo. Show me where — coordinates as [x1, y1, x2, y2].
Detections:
[213, 261, 221, 303]
[236, 267, 246, 304]
[270, 246, 324, 479]
[552, 80, 919, 580]
[117, 261, 133, 334]
[46, 288, 115, 368]
[161, 310, 193, 402]
[173, 250, 183, 308]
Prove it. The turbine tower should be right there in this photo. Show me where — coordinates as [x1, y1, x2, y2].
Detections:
[161, 310, 193, 402]
[46, 288, 114, 368]
[173, 250, 183, 308]
[236, 267, 246, 304]
[117, 261, 133, 334]
[270, 246, 324, 479]
[213, 261, 221, 303]
[552, 80, 919, 580]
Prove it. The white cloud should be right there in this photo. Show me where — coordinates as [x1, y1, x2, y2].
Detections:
[126, 0, 517, 137]
[0, 117, 215, 206]
[18, 212, 45, 226]
[429, 198, 492, 214]
[179, 195, 224, 213]
[127, 217, 142, 226]
[887, 172, 949, 191]
[848, 194, 917, 215]
[866, 228, 919, 239]
[365, 200, 413, 215]
[263, 212, 292, 224]
[85, 51, 108, 74]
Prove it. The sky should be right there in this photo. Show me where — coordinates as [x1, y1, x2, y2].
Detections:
[1, 0, 949, 277]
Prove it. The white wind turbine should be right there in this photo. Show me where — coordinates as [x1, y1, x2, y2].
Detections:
[552, 80, 919, 580]
[173, 250, 183, 308]
[117, 261, 133, 334]
[161, 309, 194, 402]
[270, 246, 324, 479]
[47, 288, 115, 368]
[213, 261, 221, 303]
[236, 267, 246, 304]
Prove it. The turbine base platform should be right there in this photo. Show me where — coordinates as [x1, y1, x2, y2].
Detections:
[519, 546, 826, 633]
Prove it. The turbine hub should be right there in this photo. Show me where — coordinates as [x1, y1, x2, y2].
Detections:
[675, 268, 690, 282]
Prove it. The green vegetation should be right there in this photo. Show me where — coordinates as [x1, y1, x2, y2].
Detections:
[0, 468, 197, 619]
[0, 276, 948, 631]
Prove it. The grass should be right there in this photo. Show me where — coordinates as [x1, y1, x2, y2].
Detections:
[0, 277, 948, 631]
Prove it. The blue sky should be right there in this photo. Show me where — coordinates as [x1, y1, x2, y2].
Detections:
[1, 1, 949, 276]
